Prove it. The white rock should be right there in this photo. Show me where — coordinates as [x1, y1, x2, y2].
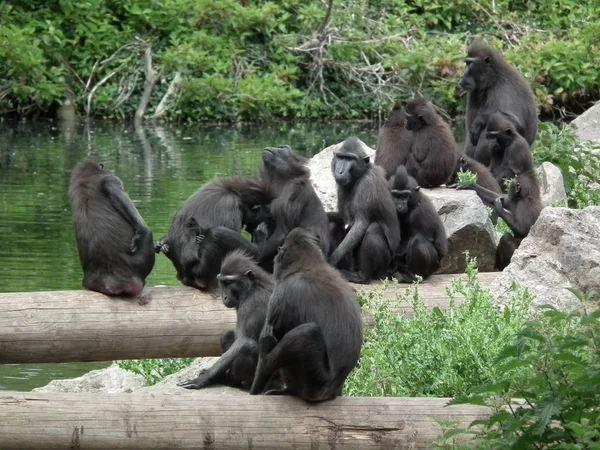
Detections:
[537, 162, 568, 208]
[33, 363, 145, 394]
[308, 139, 376, 212]
[492, 206, 600, 310]
[426, 188, 497, 273]
[570, 101, 600, 143]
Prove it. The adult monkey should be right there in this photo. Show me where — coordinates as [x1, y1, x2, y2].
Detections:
[329, 137, 400, 284]
[179, 250, 275, 391]
[374, 101, 413, 179]
[460, 41, 538, 167]
[257, 144, 331, 267]
[250, 228, 362, 402]
[156, 177, 271, 287]
[404, 97, 459, 188]
[390, 166, 447, 282]
[69, 160, 155, 297]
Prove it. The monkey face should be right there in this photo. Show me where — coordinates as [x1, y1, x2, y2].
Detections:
[391, 188, 418, 216]
[260, 145, 307, 183]
[217, 271, 253, 308]
[331, 152, 368, 187]
[459, 55, 493, 92]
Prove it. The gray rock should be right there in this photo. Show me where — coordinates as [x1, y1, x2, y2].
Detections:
[492, 206, 600, 310]
[427, 188, 498, 273]
[33, 363, 145, 394]
[537, 162, 568, 208]
[136, 357, 245, 396]
[309, 139, 376, 212]
[571, 101, 600, 143]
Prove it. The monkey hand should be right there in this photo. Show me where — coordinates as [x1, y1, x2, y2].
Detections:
[178, 373, 211, 390]
[494, 196, 505, 212]
[129, 233, 141, 254]
[456, 182, 474, 190]
[259, 325, 278, 355]
[469, 116, 487, 146]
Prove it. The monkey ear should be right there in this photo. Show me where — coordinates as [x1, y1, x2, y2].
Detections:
[99, 163, 104, 169]
[504, 128, 512, 135]
[244, 270, 255, 281]
[363, 156, 370, 164]
[415, 186, 421, 192]
[187, 217, 199, 230]
[515, 183, 521, 193]
[484, 56, 491, 63]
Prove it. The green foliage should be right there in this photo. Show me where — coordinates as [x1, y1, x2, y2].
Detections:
[442, 289, 600, 449]
[532, 123, 600, 208]
[344, 257, 533, 398]
[1, 0, 599, 121]
[118, 358, 195, 386]
[457, 169, 478, 185]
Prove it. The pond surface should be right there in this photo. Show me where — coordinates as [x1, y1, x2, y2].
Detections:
[0, 119, 380, 391]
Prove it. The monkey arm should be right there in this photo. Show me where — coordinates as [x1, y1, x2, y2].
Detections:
[469, 114, 488, 146]
[102, 179, 149, 234]
[327, 219, 368, 267]
[460, 183, 503, 207]
[494, 200, 528, 237]
[178, 339, 251, 390]
[257, 228, 287, 264]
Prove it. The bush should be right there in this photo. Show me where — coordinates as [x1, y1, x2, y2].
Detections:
[344, 258, 533, 398]
[118, 358, 195, 386]
[440, 289, 600, 449]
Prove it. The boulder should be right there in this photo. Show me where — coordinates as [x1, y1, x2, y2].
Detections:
[308, 139, 376, 212]
[136, 357, 244, 396]
[492, 206, 600, 310]
[570, 101, 600, 143]
[426, 188, 497, 273]
[308, 140, 497, 274]
[33, 363, 145, 394]
[537, 162, 568, 208]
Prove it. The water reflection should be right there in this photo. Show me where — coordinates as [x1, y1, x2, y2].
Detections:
[0, 120, 378, 390]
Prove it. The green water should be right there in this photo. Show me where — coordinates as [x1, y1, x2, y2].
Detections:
[0, 119, 379, 391]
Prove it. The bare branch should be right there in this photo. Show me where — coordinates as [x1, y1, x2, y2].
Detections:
[134, 45, 158, 127]
[151, 72, 182, 120]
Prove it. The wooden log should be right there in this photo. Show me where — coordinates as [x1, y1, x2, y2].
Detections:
[0, 392, 490, 449]
[0, 273, 498, 365]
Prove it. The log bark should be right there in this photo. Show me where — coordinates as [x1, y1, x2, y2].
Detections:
[0, 392, 490, 449]
[0, 273, 498, 365]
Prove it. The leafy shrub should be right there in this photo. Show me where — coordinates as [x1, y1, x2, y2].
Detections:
[118, 358, 195, 386]
[344, 258, 533, 398]
[440, 289, 600, 449]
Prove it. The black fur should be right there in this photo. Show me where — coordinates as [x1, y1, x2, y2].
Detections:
[405, 97, 458, 188]
[179, 250, 276, 390]
[250, 228, 363, 402]
[257, 145, 331, 267]
[69, 160, 155, 297]
[389, 166, 447, 282]
[486, 112, 534, 191]
[375, 101, 413, 179]
[460, 42, 538, 166]
[157, 177, 271, 288]
[329, 137, 401, 284]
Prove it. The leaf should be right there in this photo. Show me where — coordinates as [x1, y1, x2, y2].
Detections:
[536, 398, 562, 436]
[498, 358, 531, 372]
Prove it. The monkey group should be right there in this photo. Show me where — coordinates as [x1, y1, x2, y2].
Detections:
[68, 41, 543, 402]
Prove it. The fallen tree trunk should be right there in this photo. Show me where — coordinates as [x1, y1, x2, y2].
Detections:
[0, 392, 489, 449]
[0, 273, 497, 364]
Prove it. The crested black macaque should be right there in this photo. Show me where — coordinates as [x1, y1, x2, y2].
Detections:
[486, 112, 534, 190]
[257, 145, 331, 267]
[329, 137, 400, 284]
[249, 228, 363, 402]
[404, 97, 459, 188]
[69, 160, 155, 297]
[182, 220, 260, 290]
[179, 250, 275, 391]
[375, 101, 414, 179]
[460, 170, 542, 270]
[460, 41, 538, 166]
[156, 177, 271, 289]
[389, 166, 447, 282]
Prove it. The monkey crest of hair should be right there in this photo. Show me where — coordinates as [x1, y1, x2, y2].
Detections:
[220, 249, 274, 289]
[274, 228, 324, 280]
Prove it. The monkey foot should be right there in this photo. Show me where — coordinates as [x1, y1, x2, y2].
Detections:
[264, 388, 292, 396]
